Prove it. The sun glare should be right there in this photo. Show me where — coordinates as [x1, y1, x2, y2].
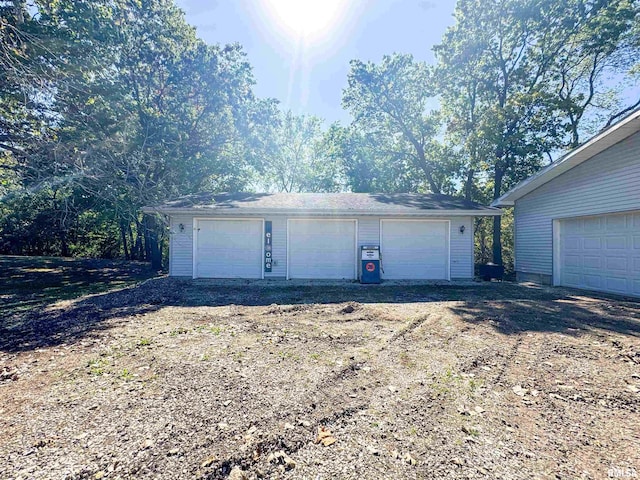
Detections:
[261, 0, 349, 41]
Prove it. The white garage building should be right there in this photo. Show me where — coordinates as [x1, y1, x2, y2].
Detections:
[493, 109, 640, 297]
[146, 193, 501, 281]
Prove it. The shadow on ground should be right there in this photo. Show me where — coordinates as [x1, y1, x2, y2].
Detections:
[2, 275, 639, 354]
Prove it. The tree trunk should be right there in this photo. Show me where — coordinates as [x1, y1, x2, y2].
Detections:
[144, 214, 162, 270]
[492, 167, 504, 265]
[60, 230, 69, 257]
[127, 222, 136, 259]
[464, 168, 474, 201]
[120, 222, 130, 260]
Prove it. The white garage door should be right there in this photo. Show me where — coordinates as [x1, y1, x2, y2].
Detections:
[195, 219, 262, 278]
[381, 220, 449, 280]
[288, 219, 356, 279]
[558, 211, 640, 296]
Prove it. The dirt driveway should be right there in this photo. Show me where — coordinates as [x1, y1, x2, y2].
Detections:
[1, 278, 639, 480]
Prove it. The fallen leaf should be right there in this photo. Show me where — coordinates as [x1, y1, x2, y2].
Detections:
[366, 445, 380, 456]
[403, 453, 417, 465]
[200, 456, 216, 468]
[512, 385, 527, 396]
[321, 436, 336, 446]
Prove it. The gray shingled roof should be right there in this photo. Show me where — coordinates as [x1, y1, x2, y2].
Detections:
[145, 192, 501, 216]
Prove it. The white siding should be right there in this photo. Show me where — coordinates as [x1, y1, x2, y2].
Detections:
[169, 215, 194, 277]
[168, 214, 477, 279]
[450, 217, 474, 279]
[358, 217, 379, 246]
[515, 131, 640, 277]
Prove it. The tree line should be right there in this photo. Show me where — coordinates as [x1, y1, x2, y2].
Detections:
[1, 0, 638, 269]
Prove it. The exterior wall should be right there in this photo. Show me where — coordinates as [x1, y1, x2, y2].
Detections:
[514, 130, 640, 278]
[449, 216, 474, 279]
[169, 215, 194, 277]
[169, 214, 475, 279]
[516, 271, 552, 285]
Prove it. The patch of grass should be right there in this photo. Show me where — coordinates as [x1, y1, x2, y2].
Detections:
[0, 255, 158, 315]
[209, 325, 223, 335]
[193, 324, 224, 334]
[468, 377, 484, 392]
[277, 350, 293, 360]
[137, 338, 152, 347]
[169, 327, 189, 336]
[119, 368, 134, 381]
[87, 358, 108, 376]
[399, 352, 416, 368]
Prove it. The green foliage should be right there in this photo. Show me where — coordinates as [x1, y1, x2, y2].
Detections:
[255, 110, 346, 192]
[1, 0, 638, 267]
[0, 0, 266, 262]
[342, 54, 457, 194]
[433, 0, 639, 264]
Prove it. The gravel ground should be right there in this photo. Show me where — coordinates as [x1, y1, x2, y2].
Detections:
[1, 278, 639, 480]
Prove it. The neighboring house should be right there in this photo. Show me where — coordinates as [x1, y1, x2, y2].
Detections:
[493, 109, 640, 297]
[145, 192, 501, 280]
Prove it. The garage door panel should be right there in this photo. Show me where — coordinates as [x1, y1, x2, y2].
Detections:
[584, 217, 603, 232]
[606, 236, 627, 249]
[606, 215, 626, 229]
[564, 255, 580, 267]
[605, 277, 627, 293]
[583, 275, 602, 289]
[582, 256, 602, 269]
[564, 237, 580, 250]
[382, 220, 449, 280]
[559, 211, 639, 296]
[583, 237, 601, 250]
[196, 220, 262, 278]
[605, 256, 627, 271]
[288, 220, 356, 279]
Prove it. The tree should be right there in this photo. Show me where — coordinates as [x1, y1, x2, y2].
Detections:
[342, 54, 457, 194]
[323, 124, 428, 193]
[434, 0, 639, 265]
[0, 0, 266, 266]
[255, 110, 345, 193]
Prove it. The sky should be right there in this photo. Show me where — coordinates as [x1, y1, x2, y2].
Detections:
[174, 0, 456, 123]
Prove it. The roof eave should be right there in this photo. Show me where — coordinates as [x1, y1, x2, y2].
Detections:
[143, 207, 502, 217]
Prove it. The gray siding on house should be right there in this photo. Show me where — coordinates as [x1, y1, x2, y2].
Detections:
[168, 214, 476, 279]
[358, 217, 379, 246]
[450, 216, 474, 279]
[169, 215, 194, 277]
[514, 130, 640, 277]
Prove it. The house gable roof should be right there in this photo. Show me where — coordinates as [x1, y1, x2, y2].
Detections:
[144, 192, 502, 217]
[492, 108, 640, 207]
